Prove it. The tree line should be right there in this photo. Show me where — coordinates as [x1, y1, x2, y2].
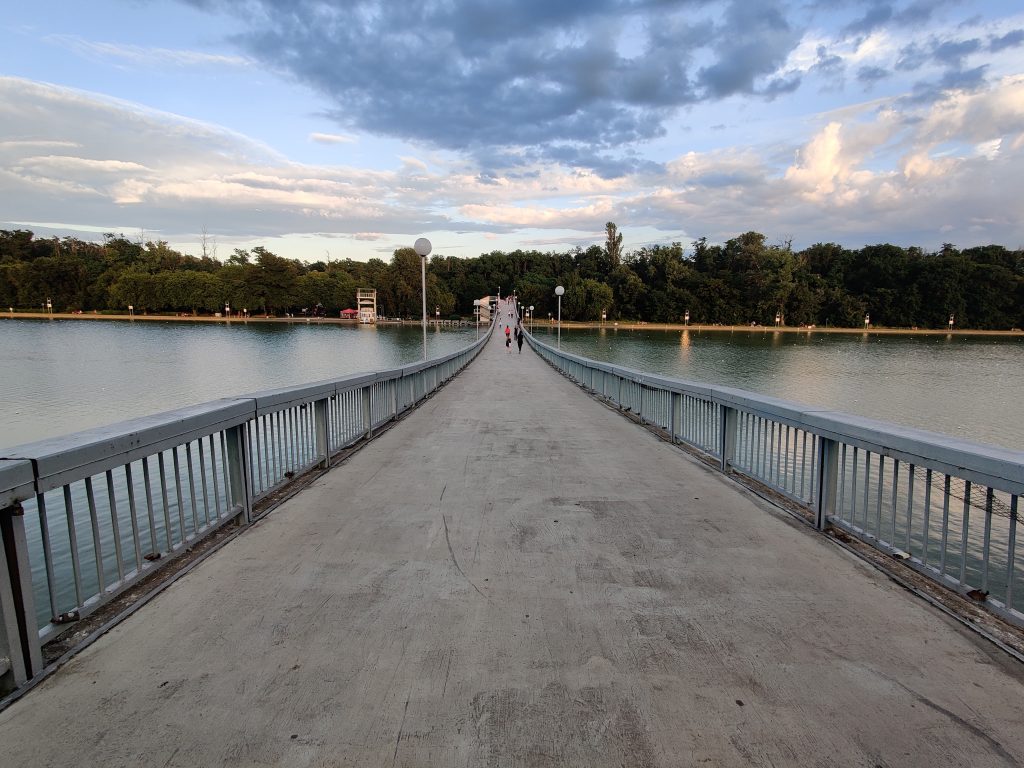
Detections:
[1, 224, 1021, 329]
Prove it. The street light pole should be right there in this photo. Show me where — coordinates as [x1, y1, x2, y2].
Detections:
[529, 305, 534, 333]
[554, 285, 565, 349]
[414, 237, 432, 360]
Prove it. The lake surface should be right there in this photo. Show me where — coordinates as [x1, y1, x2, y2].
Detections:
[530, 324, 1023, 450]
[1, 319, 1022, 451]
[0, 319, 479, 450]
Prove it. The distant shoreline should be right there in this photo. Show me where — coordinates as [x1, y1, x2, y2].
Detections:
[546, 321, 1024, 336]
[4, 311, 1023, 336]
[2, 312, 455, 327]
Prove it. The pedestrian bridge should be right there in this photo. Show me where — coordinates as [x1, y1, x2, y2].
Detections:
[2, 319, 1024, 766]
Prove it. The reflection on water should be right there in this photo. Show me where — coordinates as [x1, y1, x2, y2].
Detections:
[0, 319, 478, 449]
[537, 325, 1024, 449]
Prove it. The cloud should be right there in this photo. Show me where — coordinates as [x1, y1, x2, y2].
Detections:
[931, 38, 982, 68]
[44, 34, 251, 68]
[4, 60, 1024, 261]
[857, 65, 891, 85]
[165, 0, 1020, 182]
[309, 132, 355, 144]
[653, 75, 1024, 247]
[841, 0, 954, 38]
[811, 45, 845, 78]
[990, 29, 1024, 53]
[842, 3, 894, 38]
[173, 0, 814, 172]
[0, 140, 81, 150]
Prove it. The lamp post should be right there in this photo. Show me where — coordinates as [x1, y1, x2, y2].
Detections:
[555, 285, 565, 349]
[684, 309, 689, 327]
[775, 311, 781, 328]
[948, 313, 954, 331]
[435, 305, 440, 326]
[225, 302, 230, 320]
[46, 298, 52, 318]
[414, 237, 432, 360]
[473, 300, 480, 338]
[864, 313, 870, 329]
[128, 304, 134, 320]
[529, 305, 534, 332]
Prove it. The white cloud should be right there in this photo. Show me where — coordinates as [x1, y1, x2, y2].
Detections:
[44, 35, 251, 68]
[2, 70, 1023, 259]
[0, 140, 80, 150]
[915, 74, 1024, 145]
[17, 155, 150, 174]
[783, 122, 875, 201]
[459, 201, 616, 229]
[309, 132, 356, 145]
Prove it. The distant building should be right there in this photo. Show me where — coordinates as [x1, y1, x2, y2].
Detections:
[357, 289, 377, 323]
[478, 296, 496, 323]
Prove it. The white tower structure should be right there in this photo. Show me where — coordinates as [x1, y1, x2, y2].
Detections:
[357, 289, 377, 323]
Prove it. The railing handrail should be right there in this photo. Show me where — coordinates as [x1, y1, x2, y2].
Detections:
[526, 331, 1024, 495]
[526, 329, 1024, 634]
[0, 333, 493, 499]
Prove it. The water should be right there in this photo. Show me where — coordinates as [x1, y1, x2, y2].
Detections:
[532, 325, 1024, 450]
[0, 319, 479, 450]
[2, 320, 1022, 451]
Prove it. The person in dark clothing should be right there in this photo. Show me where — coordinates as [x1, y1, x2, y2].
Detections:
[516, 329, 524, 353]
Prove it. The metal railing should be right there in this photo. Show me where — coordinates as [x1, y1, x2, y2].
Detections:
[0, 326, 492, 692]
[528, 332, 1024, 629]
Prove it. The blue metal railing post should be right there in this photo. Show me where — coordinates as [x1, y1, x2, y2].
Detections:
[362, 386, 372, 438]
[815, 437, 840, 531]
[226, 424, 251, 526]
[719, 404, 738, 473]
[1, 503, 42, 691]
[670, 392, 680, 444]
[314, 398, 330, 469]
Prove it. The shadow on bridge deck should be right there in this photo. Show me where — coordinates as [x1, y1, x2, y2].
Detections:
[2, 329, 1023, 766]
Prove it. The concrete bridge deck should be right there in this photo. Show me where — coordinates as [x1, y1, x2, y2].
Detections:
[2, 327, 1024, 767]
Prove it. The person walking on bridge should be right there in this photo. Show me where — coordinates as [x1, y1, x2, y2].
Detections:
[516, 325, 524, 354]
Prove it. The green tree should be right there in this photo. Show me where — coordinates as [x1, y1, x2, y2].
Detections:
[605, 222, 623, 267]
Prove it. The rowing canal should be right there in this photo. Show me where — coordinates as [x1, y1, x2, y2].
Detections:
[2, 319, 1022, 451]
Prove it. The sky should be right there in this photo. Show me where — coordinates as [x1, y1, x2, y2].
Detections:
[1, 0, 1023, 263]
